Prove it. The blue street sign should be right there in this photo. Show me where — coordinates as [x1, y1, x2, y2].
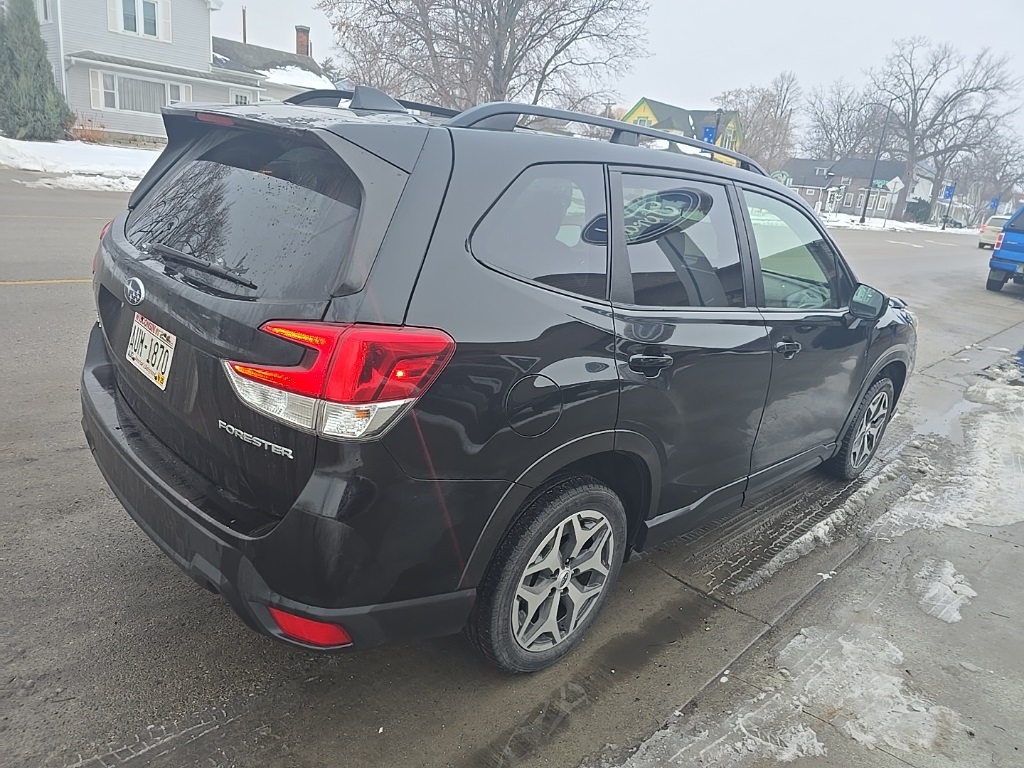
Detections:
[703, 126, 717, 144]
[990, 197, 1000, 211]
[942, 184, 955, 201]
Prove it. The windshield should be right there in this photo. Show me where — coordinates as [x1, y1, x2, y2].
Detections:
[126, 132, 362, 300]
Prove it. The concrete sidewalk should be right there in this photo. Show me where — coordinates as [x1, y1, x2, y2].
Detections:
[585, 334, 1024, 768]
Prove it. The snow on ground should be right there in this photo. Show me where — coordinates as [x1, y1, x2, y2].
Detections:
[13, 173, 139, 192]
[598, 624, 959, 767]
[871, 359, 1024, 538]
[0, 136, 157, 178]
[260, 65, 335, 90]
[822, 213, 980, 235]
[914, 559, 976, 623]
[731, 459, 907, 594]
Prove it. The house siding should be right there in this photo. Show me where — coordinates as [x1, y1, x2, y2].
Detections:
[61, 0, 213, 72]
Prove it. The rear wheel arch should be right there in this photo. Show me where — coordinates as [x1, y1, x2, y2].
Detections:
[458, 435, 659, 590]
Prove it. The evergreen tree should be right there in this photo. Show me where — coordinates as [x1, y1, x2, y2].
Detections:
[0, 0, 75, 141]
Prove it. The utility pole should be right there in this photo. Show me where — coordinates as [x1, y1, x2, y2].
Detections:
[603, 101, 614, 119]
[860, 97, 895, 225]
[714, 108, 723, 146]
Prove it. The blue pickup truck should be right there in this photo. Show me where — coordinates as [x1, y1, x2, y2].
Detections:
[987, 207, 1024, 292]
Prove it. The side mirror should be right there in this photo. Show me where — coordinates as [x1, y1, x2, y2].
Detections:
[850, 283, 887, 321]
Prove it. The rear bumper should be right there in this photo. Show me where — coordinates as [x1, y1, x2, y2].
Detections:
[989, 253, 1024, 274]
[81, 324, 481, 651]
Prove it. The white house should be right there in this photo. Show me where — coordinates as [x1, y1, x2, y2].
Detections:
[31, 0, 332, 141]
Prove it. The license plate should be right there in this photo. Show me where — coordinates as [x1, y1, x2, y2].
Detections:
[126, 312, 176, 390]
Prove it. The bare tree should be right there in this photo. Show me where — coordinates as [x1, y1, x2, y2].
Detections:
[952, 131, 1024, 224]
[869, 37, 1021, 216]
[714, 71, 802, 171]
[316, 0, 649, 110]
[802, 79, 888, 161]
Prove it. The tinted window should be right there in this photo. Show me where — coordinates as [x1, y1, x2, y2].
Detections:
[988, 216, 1009, 228]
[744, 190, 848, 310]
[1004, 211, 1024, 233]
[619, 176, 743, 308]
[472, 165, 608, 300]
[126, 132, 362, 300]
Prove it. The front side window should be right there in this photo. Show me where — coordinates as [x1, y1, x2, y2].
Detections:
[619, 175, 744, 308]
[744, 189, 848, 310]
[472, 165, 608, 300]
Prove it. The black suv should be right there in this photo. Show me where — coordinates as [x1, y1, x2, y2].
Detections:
[81, 88, 917, 673]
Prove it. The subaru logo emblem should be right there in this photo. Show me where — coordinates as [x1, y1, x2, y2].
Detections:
[124, 277, 145, 306]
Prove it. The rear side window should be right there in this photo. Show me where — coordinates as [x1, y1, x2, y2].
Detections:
[471, 165, 608, 300]
[618, 175, 744, 308]
[1005, 211, 1024, 233]
[126, 132, 363, 300]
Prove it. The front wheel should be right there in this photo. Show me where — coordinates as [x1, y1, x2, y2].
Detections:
[467, 476, 627, 673]
[825, 378, 895, 481]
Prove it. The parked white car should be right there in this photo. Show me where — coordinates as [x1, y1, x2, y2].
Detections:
[979, 215, 1010, 249]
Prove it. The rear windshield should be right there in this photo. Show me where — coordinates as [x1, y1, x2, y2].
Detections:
[126, 131, 362, 299]
[988, 216, 1010, 227]
[1004, 211, 1024, 233]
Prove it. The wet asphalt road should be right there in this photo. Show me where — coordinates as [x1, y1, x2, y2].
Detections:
[2, 169, 1023, 768]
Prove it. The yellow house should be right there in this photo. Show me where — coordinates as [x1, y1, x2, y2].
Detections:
[622, 98, 743, 153]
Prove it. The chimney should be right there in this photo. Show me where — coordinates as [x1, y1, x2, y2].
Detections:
[295, 25, 310, 57]
[241, 6, 247, 43]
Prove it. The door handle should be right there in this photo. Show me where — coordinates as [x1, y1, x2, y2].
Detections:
[629, 354, 674, 377]
[774, 340, 802, 359]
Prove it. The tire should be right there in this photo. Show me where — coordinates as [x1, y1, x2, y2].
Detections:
[825, 378, 895, 481]
[466, 475, 627, 673]
[986, 277, 1004, 292]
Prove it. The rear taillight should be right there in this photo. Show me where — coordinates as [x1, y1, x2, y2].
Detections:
[196, 112, 235, 126]
[94, 220, 113, 274]
[980, 225, 987, 232]
[995, 233, 1005, 250]
[224, 322, 455, 440]
[268, 607, 352, 648]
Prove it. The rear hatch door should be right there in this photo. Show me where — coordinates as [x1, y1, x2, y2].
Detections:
[96, 110, 410, 520]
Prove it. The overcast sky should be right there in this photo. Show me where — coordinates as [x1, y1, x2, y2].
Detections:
[212, 0, 1024, 129]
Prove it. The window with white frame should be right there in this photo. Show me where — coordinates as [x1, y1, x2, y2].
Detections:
[856, 193, 865, 208]
[634, 117, 650, 127]
[868, 191, 878, 210]
[877, 194, 890, 210]
[815, 167, 827, 176]
[90, 70, 191, 114]
[39, 0, 51, 22]
[230, 90, 251, 105]
[804, 189, 816, 197]
[110, 0, 170, 41]
[841, 176, 852, 185]
[844, 192, 854, 207]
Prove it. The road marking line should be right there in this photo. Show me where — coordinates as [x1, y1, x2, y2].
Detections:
[885, 239, 924, 249]
[925, 239, 958, 247]
[0, 278, 91, 286]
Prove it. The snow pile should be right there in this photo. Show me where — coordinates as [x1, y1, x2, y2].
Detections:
[914, 559, 976, 623]
[14, 174, 139, 192]
[606, 625, 958, 767]
[0, 136, 158, 177]
[731, 459, 906, 594]
[260, 65, 335, 90]
[780, 627, 959, 752]
[823, 213, 980, 235]
[872, 362, 1024, 538]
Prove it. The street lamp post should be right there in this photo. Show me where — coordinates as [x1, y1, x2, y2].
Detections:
[860, 97, 895, 225]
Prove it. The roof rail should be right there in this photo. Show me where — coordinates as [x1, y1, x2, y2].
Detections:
[447, 102, 767, 176]
[284, 86, 460, 119]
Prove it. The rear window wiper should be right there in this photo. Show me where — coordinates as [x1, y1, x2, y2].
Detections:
[144, 241, 258, 290]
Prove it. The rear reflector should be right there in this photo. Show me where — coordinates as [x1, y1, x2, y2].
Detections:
[196, 112, 235, 126]
[224, 323, 455, 440]
[268, 607, 352, 648]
